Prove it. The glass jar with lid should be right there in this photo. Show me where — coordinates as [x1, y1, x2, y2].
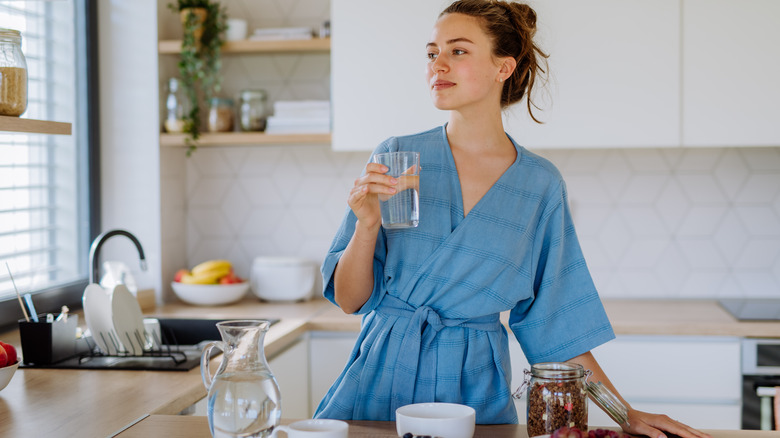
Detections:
[0, 28, 28, 117]
[164, 77, 188, 133]
[208, 97, 234, 132]
[238, 89, 267, 132]
[516, 362, 590, 436]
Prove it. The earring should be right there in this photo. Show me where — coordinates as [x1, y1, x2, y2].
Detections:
[499, 78, 504, 82]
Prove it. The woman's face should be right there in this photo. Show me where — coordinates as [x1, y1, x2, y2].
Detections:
[426, 13, 506, 112]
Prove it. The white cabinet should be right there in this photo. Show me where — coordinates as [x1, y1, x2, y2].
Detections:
[309, 331, 359, 415]
[331, 0, 448, 151]
[505, 0, 680, 149]
[511, 335, 742, 429]
[331, 0, 680, 151]
[269, 334, 311, 419]
[682, 0, 780, 147]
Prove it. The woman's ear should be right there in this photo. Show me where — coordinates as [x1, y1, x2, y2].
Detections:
[498, 56, 517, 82]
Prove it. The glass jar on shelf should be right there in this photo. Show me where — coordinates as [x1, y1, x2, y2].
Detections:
[0, 28, 28, 117]
[208, 97, 234, 132]
[163, 77, 187, 133]
[238, 89, 267, 132]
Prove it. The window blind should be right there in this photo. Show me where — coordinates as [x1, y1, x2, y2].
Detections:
[0, 0, 83, 301]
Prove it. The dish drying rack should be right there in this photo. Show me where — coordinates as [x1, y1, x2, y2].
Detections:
[83, 326, 191, 365]
[17, 318, 278, 371]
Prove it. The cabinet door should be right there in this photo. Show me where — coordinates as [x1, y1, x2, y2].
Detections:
[309, 331, 359, 414]
[506, 0, 680, 149]
[269, 335, 311, 419]
[682, 0, 780, 146]
[332, 0, 680, 151]
[331, 0, 448, 151]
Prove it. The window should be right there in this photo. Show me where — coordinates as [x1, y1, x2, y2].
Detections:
[0, 0, 98, 329]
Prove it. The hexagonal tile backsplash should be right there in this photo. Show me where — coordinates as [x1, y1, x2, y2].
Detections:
[183, 145, 780, 300]
[166, 0, 780, 300]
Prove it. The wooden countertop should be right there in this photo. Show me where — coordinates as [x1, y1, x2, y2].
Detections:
[116, 415, 780, 438]
[0, 297, 778, 437]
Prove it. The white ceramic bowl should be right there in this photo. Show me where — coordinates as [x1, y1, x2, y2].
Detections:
[0, 360, 19, 391]
[171, 281, 249, 306]
[396, 402, 476, 438]
[250, 257, 316, 302]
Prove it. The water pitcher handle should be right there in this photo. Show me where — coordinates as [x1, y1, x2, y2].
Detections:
[200, 340, 223, 389]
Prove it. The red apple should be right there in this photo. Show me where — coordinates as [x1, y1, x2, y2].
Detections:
[0, 344, 7, 368]
[219, 273, 242, 284]
[174, 269, 189, 283]
[0, 342, 17, 365]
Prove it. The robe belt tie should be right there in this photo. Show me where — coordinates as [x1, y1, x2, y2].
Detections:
[374, 294, 502, 415]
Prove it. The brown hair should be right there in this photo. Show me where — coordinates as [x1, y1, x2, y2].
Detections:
[440, 0, 549, 122]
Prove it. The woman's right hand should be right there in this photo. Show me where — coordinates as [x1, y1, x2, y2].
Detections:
[348, 162, 398, 230]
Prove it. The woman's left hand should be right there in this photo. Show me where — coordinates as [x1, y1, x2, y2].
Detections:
[622, 409, 712, 438]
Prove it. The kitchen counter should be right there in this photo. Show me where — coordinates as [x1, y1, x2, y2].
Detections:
[0, 297, 778, 437]
[116, 415, 780, 438]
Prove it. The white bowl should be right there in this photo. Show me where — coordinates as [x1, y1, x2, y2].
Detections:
[250, 257, 316, 302]
[171, 281, 249, 306]
[396, 402, 476, 438]
[0, 360, 19, 391]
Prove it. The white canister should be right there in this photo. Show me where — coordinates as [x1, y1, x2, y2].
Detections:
[250, 257, 316, 302]
[226, 18, 248, 41]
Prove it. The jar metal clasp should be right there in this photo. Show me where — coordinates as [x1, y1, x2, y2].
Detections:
[511, 368, 532, 400]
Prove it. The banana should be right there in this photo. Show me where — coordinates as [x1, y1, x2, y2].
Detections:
[180, 268, 230, 284]
[191, 259, 232, 275]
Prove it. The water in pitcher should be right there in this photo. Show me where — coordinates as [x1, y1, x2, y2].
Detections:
[208, 372, 282, 438]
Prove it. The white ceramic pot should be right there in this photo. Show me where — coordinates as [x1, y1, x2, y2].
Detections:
[250, 257, 316, 302]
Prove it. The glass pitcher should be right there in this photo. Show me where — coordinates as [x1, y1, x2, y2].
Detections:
[201, 320, 282, 438]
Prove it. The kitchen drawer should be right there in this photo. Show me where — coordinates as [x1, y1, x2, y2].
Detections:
[592, 335, 742, 403]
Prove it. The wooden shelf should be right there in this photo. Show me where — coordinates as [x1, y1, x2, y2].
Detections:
[160, 132, 331, 147]
[0, 115, 72, 135]
[158, 37, 330, 54]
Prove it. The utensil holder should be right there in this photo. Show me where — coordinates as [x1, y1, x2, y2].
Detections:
[18, 315, 79, 365]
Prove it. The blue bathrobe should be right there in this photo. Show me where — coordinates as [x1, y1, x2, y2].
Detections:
[314, 125, 615, 424]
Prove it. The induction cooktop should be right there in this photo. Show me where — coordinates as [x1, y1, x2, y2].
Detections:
[718, 299, 780, 321]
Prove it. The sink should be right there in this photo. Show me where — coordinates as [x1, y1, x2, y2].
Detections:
[156, 318, 281, 345]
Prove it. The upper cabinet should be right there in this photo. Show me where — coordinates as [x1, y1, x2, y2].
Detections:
[331, 0, 779, 150]
[505, 0, 680, 149]
[682, 0, 780, 147]
[331, 0, 447, 151]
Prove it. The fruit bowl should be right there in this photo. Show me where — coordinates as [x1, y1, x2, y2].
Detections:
[0, 360, 19, 391]
[171, 281, 250, 306]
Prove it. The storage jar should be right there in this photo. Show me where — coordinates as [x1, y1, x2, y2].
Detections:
[238, 89, 267, 132]
[0, 28, 28, 117]
[208, 97, 234, 132]
[521, 362, 589, 436]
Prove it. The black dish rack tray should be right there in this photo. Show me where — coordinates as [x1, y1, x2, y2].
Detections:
[20, 317, 280, 371]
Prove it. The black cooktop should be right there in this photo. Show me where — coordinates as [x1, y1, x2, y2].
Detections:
[719, 299, 780, 321]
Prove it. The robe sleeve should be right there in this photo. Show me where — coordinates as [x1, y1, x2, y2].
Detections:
[509, 179, 615, 364]
[320, 139, 396, 315]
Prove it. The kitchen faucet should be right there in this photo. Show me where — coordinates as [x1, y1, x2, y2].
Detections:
[89, 229, 147, 284]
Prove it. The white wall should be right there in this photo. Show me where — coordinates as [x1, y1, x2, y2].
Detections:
[98, 0, 162, 298]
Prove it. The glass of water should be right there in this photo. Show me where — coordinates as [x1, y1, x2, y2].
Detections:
[372, 151, 420, 229]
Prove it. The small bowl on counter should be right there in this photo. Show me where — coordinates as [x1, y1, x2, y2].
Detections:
[171, 281, 250, 306]
[395, 402, 475, 438]
[0, 360, 20, 391]
[250, 257, 316, 302]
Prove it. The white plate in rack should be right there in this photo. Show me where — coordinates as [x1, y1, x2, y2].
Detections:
[83, 283, 121, 355]
[111, 284, 149, 355]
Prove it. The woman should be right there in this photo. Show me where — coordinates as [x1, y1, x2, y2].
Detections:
[315, 1, 709, 437]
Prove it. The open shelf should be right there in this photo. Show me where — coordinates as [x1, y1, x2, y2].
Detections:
[160, 132, 331, 147]
[158, 37, 330, 54]
[0, 115, 72, 135]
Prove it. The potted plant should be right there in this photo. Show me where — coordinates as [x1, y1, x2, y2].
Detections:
[168, 0, 228, 155]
